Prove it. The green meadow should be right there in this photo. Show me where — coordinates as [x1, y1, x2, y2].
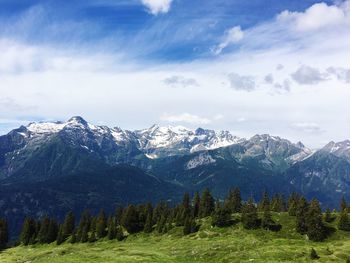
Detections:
[1, 213, 350, 263]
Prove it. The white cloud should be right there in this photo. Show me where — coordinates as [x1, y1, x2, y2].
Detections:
[213, 26, 244, 55]
[274, 79, 291, 92]
[327, 67, 350, 83]
[163, 75, 199, 88]
[291, 65, 329, 85]
[141, 0, 173, 15]
[264, 74, 274, 84]
[290, 122, 323, 133]
[277, 2, 349, 32]
[227, 73, 256, 92]
[236, 117, 246, 123]
[276, 64, 284, 71]
[160, 113, 211, 125]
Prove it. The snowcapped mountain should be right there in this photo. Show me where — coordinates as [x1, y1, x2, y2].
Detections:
[8, 117, 243, 160]
[321, 140, 350, 162]
[135, 124, 243, 158]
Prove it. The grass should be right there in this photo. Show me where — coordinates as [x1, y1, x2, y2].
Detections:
[1, 213, 350, 263]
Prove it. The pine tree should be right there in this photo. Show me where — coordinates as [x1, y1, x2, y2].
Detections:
[76, 210, 91, 242]
[37, 217, 50, 244]
[70, 230, 77, 244]
[20, 218, 36, 245]
[192, 192, 200, 218]
[199, 188, 215, 218]
[115, 206, 124, 225]
[338, 209, 350, 231]
[89, 229, 97, 243]
[121, 205, 142, 234]
[81, 225, 89, 243]
[116, 226, 124, 241]
[241, 198, 260, 229]
[271, 194, 286, 212]
[261, 198, 274, 230]
[340, 196, 348, 212]
[62, 211, 75, 239]
[306, 199, 326, 241]
[56, 225, 65, 245]
[180, 193, 191, 224]
[296, 197, 308, 234]
[288, 192, 299, 216]
[224, 187, 242, 213]
[259, 191, 270, 212]
[144, 213, 153, 233]
[324, 208, 333, 223]
[183, 216, 198, 235]
[47, 219, 59, 243]
[0, 219, 8, 249]
[107, 217, 116, 240]
[212, 204, 232, 227]
[156, 215, 167, 234]
[96, 209, 107, 239]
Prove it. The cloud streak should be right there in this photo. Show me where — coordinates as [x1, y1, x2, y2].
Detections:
[141, 0, 173, 15]
[160, 113, 212, 125]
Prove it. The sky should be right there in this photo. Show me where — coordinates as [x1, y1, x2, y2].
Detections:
[0, 0, 350, 148]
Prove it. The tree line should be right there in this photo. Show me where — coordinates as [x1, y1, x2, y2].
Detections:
[0, 188, 347, 248]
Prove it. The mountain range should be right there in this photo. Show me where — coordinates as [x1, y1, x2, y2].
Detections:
[1, 116, 350, 236]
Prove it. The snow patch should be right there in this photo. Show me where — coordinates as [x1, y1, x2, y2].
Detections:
[186, 153, 216, 170]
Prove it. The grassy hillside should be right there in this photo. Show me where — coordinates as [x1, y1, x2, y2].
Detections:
[1, 213, 350, 263]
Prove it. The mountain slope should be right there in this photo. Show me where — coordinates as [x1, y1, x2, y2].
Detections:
[0, 164, 182, 237]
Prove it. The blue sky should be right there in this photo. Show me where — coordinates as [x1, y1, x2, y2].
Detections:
[0, 0, 333, 60]
[0, 0, 350, 148]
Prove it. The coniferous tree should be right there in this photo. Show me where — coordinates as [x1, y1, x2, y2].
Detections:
[96, 209, 107, 239]
[37, 217, 50, 244]
[144, 213, 153, 233]
[62, 211, 75, 239]
[306, 199, 326, 241]
[156, 215, 167, 233]
[89, 229, 97, 243]
[116, 226, 124, 241]
[77, 210, 91, 242]
[241, 198, 260, 229]
[338, 209, 350, 231]
[56, 225, 65, 245]
[183, 216, 198, 235]
[340, 196, 348, 212]
[180, 193, 191, 224]
[175, 205, 184, 226]
[324, 208, 334, 223]
[107, 217, 116, 240]
[192, 192, 201, 218]
[70, 230, 77, 244]
[121, 205, 142, 234]
[20, 218, 36, 245]
[261, 198, 274, 229]
[288, 192, 299, 216]
[0, 219, 8, 249]
[199, 188, 215, 218]
[153, 201, 167, 225]
[115, 206, 124, 225]
[225, 187, 242, 213]
[271, 194, 286, 212]
[296, 197, 308, 234]
[47, 219, 59, 243]
[259, 191, 270, 212]
[212, 204, 232, 227]
[81, 225, 89, 243]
